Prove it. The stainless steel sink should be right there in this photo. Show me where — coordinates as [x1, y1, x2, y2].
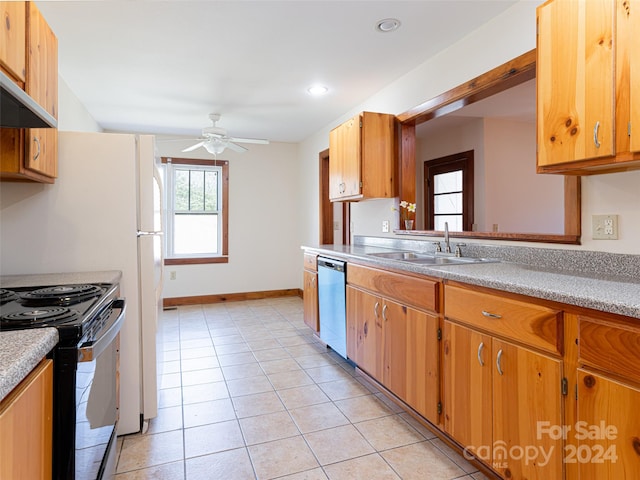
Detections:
[368, 251, 497, 265]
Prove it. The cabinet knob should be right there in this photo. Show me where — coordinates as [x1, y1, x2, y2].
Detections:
[593, 121, 601, 148]
[477, 342, 485, 366]
[33, 136, 41, 162]
[496, 349, 504, 375]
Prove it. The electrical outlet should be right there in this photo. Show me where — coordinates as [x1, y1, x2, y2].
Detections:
[333, 221, 340, 231]
[592, 214, 619, 240]
[169, 271, 177, 280]
[382, 220, 390, 233]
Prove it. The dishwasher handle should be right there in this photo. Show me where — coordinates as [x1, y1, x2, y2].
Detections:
[317, 257, 346, 273]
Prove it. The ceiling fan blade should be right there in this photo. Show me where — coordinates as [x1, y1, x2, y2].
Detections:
[226, 142, 248, 153]
[229, 137, 270, 145]
[182, 141, 205, 152]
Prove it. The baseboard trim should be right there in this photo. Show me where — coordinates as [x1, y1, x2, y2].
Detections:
[163, 288, 303, 308]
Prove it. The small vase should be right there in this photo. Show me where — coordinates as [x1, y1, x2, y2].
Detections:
[404, 219, 414, 230]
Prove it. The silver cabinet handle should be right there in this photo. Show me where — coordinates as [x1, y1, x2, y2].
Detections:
[496, 349, 504, 376]
[382, 304, 388, 322]
[374, 301, 379, 318]
[481, 310, 502, 319]
[477, 342, 485, 366]
[594, 121, 601, 148]
[33, 136, 41, 162]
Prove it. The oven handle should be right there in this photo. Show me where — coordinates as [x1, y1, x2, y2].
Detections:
[78, 299, 126, 363]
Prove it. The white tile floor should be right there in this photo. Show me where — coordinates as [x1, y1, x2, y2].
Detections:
[113, 297, 490, 480]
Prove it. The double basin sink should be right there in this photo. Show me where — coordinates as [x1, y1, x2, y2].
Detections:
[368, 250, 497, 265]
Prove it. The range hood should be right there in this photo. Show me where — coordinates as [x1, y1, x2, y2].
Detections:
[0, 70, 57, 128]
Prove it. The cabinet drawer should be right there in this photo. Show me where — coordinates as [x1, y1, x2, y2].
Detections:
[444, 285, 562, 355]
[347, 263, 439, 313]
[579, 316, 640, 385]
[303, 253, 317, 271]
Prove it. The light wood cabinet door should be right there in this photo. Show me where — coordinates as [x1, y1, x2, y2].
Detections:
[24, 2, 57, 179]
[537, 0, 615, 167]
[405, 308, 439, 424]
[493, 339, 564, 480]
[0, 359, 53, 480]
[381, 298, 407, 399]
[303, 269, 319, 333]
[630, 0, 640, 154]
[328, 112, 396, 201]
[0, 1, 26, 82]
[444, 321, 493, 459]
[577, 369, 640, 480]
[346, 285, 358, 360]
[329, 115, 361, 200]
[350, 287, 384, 382]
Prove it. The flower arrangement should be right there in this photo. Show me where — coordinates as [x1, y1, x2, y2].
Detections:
[393, 200, 416, 230]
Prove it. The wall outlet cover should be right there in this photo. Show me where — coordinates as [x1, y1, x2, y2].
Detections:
[592, 214, 619, 240]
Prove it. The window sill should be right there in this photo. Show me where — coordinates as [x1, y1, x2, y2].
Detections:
[164, 256, 229, 265]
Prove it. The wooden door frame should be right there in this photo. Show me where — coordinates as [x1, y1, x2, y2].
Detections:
[319, 148, 350, 245]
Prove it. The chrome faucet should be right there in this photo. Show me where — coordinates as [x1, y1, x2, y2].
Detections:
[444, 222, 451, 253]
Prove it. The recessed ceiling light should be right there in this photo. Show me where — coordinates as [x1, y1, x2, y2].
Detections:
[307, 85, 329, 96]
[376, 18, 401, 33]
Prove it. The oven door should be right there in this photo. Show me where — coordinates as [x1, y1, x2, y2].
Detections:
[75, 298, 125, 480]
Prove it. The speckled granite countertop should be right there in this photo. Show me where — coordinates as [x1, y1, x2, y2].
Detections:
[0, 270, 122, 289]
[303, 241, 640, 319]
[0, 329, 58, 401]
[0, 270, 122, 402]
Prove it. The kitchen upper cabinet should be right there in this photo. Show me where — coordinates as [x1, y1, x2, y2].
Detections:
[0, 359, 53, 480]
[329, 112, 397, 201]
[0, 1, 26, 82]
[0, 1, 58, 183]
[444, 285, 564, 479]
[536, 0, 640, 174]
[302, 253, 319, 333]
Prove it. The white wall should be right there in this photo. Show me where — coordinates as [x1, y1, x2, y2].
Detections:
[483, 118, 564, 233]
[300, 0, 640, 255]
[416, 118, 485, 231]
[57, 75, 102, 132]
[156, 140, 302, 298]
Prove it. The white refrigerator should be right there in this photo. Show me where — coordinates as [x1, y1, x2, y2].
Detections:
[0, 131, 163, 435]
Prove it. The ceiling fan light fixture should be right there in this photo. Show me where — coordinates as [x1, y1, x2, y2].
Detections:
[307, 84, 329, 96]
[376, 18, 401, 33]
[204, 139, 227, 155]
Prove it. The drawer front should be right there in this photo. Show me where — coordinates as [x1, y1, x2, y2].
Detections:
[579, 316, 640, 385]
[444, 285, 562, 355]
[347, 263, 439, 313]
[303, 253, 317, 271]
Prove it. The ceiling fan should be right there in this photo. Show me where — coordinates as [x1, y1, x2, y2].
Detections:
[182, 113, 269, 155]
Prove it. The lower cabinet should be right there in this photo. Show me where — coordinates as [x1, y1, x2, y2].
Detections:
[577, 314, 640, 480]
[346, 272, 440, 425]
[303, 269, 319, 332]
[302, 253, 319, 333]
[444, 320, 564, 479]
[0, 359, 53, 479]
[576, 370, 640, 480]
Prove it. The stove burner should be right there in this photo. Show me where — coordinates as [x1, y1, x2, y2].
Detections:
[0, 289, 18, 305]
[20, 284, 104, 307]
[1, 307, 80, 327]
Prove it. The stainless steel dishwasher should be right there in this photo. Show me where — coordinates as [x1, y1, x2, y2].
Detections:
[317, 257, 347, 359]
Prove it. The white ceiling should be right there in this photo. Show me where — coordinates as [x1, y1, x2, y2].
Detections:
[36, 0, 519, 143]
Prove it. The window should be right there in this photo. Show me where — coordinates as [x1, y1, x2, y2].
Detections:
[424, 150, 474, 232]
[162, 157, 229, 264]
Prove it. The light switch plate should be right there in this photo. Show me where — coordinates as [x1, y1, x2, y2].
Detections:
[592, 214, 619, 240]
